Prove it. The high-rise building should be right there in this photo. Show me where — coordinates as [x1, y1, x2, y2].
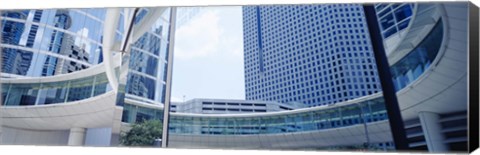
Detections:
[243, 4, 382, 107]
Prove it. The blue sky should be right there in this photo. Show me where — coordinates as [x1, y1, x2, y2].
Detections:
[171, 6, 244, 102]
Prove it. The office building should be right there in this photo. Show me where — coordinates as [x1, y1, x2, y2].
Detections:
[170, 98, 305, 114]
[243, 4, 382, 107]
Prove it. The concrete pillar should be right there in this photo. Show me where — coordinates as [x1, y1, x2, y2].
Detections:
[110, 107, 124, 146]
[418, 111, 448, 152]
[68, 127, 86, 146]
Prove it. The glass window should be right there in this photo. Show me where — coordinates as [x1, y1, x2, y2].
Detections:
[1, 20, 26, 45]
[1, 48, 33, 76]
[3, 83, 40, 106]
[382, 26, 398, 38]
[390, 19, 443, 90]
[379, 14, 395, 31]
[129, 49, 159, 77]
[36, 81, 69, 105]
[93, 73, 109, 96]
[67, 75, 95, 102]
[377, 7, 391, 18]
[394, 5, 412, 22]
[398, 18, 410, 31]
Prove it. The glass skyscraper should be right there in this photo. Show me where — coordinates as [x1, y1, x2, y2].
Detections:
[243, 4, 382, 107]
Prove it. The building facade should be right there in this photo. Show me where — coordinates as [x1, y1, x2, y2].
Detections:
[170, 98, 305, 114]
[1, 11, 32, 76]
[1, 9, 105, 78]
[243, 4, 382, 107]
[125, 8, 173, 105]
[0, 8, 176, 146]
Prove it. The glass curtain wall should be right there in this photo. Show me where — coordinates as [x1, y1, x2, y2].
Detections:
[1, 9, 106, 77]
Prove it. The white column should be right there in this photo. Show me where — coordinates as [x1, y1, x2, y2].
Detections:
[418, 111, 448, 152]
[68, 127, 86, 146]
[110, 107, 124, 146]
[102, 8, 121, 93]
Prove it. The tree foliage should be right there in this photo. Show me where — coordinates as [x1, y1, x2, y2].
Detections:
[120, 119, 163, 146]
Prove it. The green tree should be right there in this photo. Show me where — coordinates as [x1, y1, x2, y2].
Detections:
[120, 119, 163, 146]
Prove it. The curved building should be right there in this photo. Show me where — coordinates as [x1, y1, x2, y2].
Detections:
[0, 2, 473, 153]
[128, 3, 471, 152]
[1, 7, 176, 146]
[1, 9, 106, 77]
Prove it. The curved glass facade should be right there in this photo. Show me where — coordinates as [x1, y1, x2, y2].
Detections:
[375, 3, 414, 39]
[390, 19, 443, 91]
[1, 9, 106, 77]
[169, 97, 387, 135]
[121, 96, 387, 136]
[1, 72, 110, 106]
[125, 8, 171, 104]
[0, 5, 443, 136]
[1, 8, 174, 109]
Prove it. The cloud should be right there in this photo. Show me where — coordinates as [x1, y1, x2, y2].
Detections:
[174, 10, 223, 60]
[171, 7, 246, 100]
[219, 35, 243, 57]
[170, 96, 183, 102]
[213, 7, 243, 57]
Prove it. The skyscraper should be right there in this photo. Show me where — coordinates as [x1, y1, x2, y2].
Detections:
[243, 4, 382, 107]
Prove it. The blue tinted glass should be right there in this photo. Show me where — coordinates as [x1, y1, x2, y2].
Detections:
[380, 13, 395, 30]
[394, 5, 412, 22]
